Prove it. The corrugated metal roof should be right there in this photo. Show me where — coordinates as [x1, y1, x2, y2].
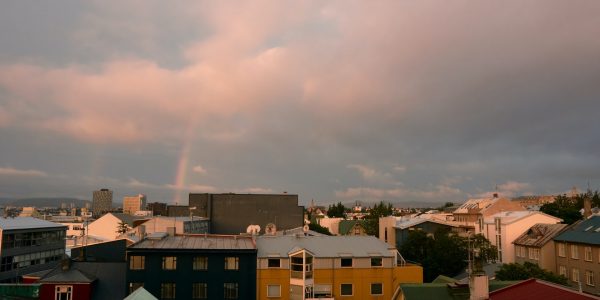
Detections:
[256, 235, 394, 258]
[490, 278, 600, 299]
[130, 235, 256, 250]
[0, 217, 67, 230]
[513, 223, 567, 247]
[554, 216, 600, 245]
[453, 198, 497, 214]
[124, 287, 158, 300]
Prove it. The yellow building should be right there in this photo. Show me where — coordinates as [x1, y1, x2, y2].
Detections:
[123, 194, 147, 215]
[256, 235, 422, 300]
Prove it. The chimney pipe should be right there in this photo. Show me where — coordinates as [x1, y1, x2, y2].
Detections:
[584, 196, 592, 219]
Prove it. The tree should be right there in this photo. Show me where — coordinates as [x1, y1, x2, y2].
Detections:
[309, 222, 333, 235]
[116, 221, 128, 235]
[364, 201, 393, 237]
[400, 229, 497, 282]
[540, 194, 582, 225]
[495, 262, 568, 285]
[327, 202, 347, 218]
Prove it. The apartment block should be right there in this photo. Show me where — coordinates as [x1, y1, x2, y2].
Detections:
[255, 235, 422, 300]
[513, 223, 567, 272]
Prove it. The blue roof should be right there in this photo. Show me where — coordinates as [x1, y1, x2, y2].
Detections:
[554, 216, 600, 245]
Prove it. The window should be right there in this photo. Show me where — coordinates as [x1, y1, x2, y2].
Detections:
[520, 246, 526, 258]
[129, 283, 143, 294]
[224, 283, 238, 299]
[528, 248, 540, 260]
[585, 247, 593, 262]
[371, 257, 382, 267]
[571, 245, 579, 259]
[161, 283, 176, 299]
[129, 255, 145, 270]
[340, 283, 353, 296]
[193, 257, 208, 270]
[162, 256, 177, 270]
[341, 258, 353, 267]
[267, 258, 280, 268]
[225, 257, 239, 270]
[586, 270, 595, 286]
[192, 283, 207, 299]
[267, 285, 281, 297]
[558, 243, 566, 257]
[55, 285, 72, 300]
[354, 227, 361, 235]
[572, 268, 580, 283]
[371, 283, 383, 295]
[559, 265, 567, 278]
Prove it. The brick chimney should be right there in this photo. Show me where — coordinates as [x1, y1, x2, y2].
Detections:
[584, 196, 592, 219]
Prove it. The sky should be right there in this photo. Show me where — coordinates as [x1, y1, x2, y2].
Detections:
[1, 1, 600, 206]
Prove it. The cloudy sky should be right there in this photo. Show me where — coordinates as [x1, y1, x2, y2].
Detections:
[1, 1, 600, 206]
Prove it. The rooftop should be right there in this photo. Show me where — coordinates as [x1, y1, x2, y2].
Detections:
[554, 216, 600, 245]
[130, 234, 256, 250]
[454, 198, 498, 214]
[513, 223, 567, 247]
[0, 217, 67, 230]
[484, 211, 561, 225]
[256, 235, 395, 258]
[490, 278, 600, 300]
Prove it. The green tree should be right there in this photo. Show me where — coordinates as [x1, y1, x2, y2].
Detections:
[308, 222, 333, 235]
[495, 262, 568, 285]
[364, 201, 393, 237]
[116, 221, 128, 235]
[540, 194, 582, 225]
[327, 202, 347, 218]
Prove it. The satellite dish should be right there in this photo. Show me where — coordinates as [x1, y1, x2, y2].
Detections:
[246, 224, 261, 235]
[265, 223, 277, 235]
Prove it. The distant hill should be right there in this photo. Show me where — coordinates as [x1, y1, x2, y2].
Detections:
[0, 198, 92, 208]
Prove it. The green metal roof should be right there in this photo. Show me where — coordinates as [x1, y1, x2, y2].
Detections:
[554, 216, 600, 245]
[338, 220, 364, 235]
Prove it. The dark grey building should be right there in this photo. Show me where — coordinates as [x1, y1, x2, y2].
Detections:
[127, 234, 257, 300]
[92, 189, 113, 217]
[189, 193, 304, 235]
[0, 217, 67, 282]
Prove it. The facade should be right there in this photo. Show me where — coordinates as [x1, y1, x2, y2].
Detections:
[452, 196, 525, 231]
[86, 213, 149, 242]
[92, 189, 113, 217]
[256, 235, 422, 300]
[379, 216, 472, 249]
[135, 216, 209, 236]
[513, 223, 567, 273]
[126, 234, 257, 300]
[123, 194, 147, 215]
[338, 220, 367, 236]
[554, 216, 600, 296]
[482, 211, 561, 263]
[147, 202, 168, 216]
[0, 217, 67, 283]
[189, 193, 304, 234]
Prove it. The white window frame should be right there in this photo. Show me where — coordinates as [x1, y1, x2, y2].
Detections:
[585, 246, 593, 262]
[571, 245, 579, 260]
[573, 268, 580, 283]
[267, 285, 281, 298]
[586, 270, 595, 286]
[559, 265, 567, 278]
[55, 285, 72, 300]
[558, 243, 566, 257]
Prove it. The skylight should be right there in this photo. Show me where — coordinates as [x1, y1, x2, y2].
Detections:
[585, 226, 594, 231]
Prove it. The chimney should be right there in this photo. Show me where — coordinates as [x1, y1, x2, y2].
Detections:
[61, 259, 71, 271]
[584, 196, 592, 219]
[138, 225, 146, 238]
[167, 227, 176, 236]
[493, 193, 498, 198]
[470, 273, 489, 300]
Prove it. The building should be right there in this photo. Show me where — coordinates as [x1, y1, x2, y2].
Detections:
[92, 189, 113, 217]
[126, 233, 257, 300]
[489, 278, 600, 300]
[134, 216, 209, 236]
[513, 223, 567, 272]
[0, 217, 67, 282]
[123, 194, 147, 215]
[189, 193, 304, 235]
[379, 216, 473, 249]
[482, 211, 561, 263]
[338, 220, 367, 236]
[452, 195, 525, 231]
[86, 213, 149, 243]
[399, 280, 518, 300]
[255, 235, 422, 300]
[511, 195, 555, 208]
[147, 202, 168, 216]
[554, 216, 600, 295]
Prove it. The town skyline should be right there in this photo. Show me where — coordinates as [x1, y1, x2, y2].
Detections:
[2, 2, 600, 205]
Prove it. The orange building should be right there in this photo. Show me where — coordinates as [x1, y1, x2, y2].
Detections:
[256, 235, 422, 300]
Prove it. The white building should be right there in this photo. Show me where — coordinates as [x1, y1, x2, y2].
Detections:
[481, 211, 561, 263]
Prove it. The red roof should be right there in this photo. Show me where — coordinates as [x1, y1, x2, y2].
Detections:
[490, 278, 600, 300]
